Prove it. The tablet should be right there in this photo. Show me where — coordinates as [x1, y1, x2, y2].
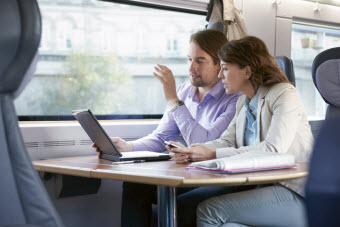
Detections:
[72, 109, 171, 162]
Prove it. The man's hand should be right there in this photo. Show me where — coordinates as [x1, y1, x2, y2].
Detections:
[92, 137, 133, 158]
[168, 144, 216, 164]
[110, 137, 133, 152]
[153, 64, 179, 106]
[92, 143, 101, 158]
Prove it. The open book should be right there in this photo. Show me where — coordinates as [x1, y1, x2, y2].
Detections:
[186, 151, 296, 173]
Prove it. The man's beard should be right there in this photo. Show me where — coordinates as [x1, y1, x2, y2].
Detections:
[190, 77, 209, 87]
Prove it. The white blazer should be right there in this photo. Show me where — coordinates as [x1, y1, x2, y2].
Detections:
[204, 83, 314, 196]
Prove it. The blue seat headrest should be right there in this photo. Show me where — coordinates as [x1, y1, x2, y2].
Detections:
[315, 59, 340, 107]
[275, 56, 296, 85]
[0, 0, 41, 98]
[312, 47, 340, 106]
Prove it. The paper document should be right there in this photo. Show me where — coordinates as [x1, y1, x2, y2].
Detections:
[187, 151, 296, 173]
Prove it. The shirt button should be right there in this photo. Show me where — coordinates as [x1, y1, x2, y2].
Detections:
[198, 106, 201, 109]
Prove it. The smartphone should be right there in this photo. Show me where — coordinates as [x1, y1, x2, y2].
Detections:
[164, 141, 181, 148]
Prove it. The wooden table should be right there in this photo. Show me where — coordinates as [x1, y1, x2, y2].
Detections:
[33, 156, 308, 227]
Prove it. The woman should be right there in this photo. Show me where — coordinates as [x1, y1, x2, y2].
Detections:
[168, 36, 313, 227]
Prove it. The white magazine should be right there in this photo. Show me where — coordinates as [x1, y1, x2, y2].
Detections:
[187, 151, 296, 173]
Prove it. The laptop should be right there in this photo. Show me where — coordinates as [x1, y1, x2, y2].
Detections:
[72, 109, 171, 162]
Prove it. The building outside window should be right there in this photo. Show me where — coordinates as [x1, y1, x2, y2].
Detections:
[56, 19, 74, 50]
[14, 0, 206, 117]
[40, 19, 52, 50]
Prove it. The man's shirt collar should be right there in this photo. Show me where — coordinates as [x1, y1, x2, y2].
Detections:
[189, 80, 225, 101]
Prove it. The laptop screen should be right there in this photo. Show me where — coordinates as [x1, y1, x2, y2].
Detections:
[72, 109, 122, 158]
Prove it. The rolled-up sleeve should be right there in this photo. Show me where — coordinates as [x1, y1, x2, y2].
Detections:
[131, 106, 180, 152]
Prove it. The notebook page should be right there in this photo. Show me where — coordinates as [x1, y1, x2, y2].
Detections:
[189, 151, 295, 171]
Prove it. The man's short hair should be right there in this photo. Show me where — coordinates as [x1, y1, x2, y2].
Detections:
[190, 29, 228, 64]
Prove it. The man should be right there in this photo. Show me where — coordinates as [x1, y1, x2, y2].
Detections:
[94, 29, 241, 227]
[105, 30, 240, 153]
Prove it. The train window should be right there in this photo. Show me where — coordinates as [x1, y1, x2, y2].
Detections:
[291, 22, 340, 120]
[14, 0, 206, 117]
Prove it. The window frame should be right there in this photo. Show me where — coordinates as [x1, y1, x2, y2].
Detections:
[19, 0, 208, 121]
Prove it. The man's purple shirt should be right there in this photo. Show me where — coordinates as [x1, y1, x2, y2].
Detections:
[131, 80, 242, 152]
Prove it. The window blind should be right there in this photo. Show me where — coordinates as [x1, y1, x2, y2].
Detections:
[104, 0, 209, 13]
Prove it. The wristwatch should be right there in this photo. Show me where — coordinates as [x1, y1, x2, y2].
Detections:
[171, 100, 185, 112]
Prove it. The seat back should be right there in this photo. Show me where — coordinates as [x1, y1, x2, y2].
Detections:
[305, 117, 340, 227]
[0, 0, 63, 226]
[306, 47, 340, 226]
[312, 47, 340, 119]
[275, 56, 296, 85]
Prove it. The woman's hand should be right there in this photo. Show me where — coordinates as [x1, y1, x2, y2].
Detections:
[165, 141, 187, 163]
[168, 143, 216, 164]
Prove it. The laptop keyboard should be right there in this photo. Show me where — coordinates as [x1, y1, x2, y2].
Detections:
[121, 151, 166, 158]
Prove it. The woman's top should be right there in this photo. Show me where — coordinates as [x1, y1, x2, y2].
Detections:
[204, 83, 314, 196]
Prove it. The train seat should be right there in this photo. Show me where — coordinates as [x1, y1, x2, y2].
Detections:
[0, 0, 63, 226]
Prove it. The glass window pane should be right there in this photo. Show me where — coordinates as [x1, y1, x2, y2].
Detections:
[291, 23, 340, 120]
[15, 0, 206, 116]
